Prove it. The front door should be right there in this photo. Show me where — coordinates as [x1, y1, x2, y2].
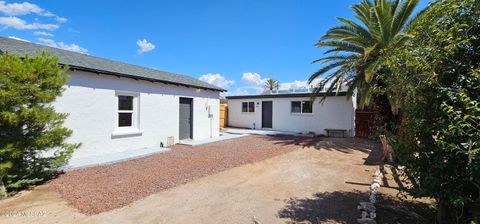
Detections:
[179, 97, 193, 140]
[262, 101, 273, 128]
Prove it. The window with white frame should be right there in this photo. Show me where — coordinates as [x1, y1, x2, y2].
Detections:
[291, 100, 313, 114]
[242, 102, 255, 113]
[117, 93, 139, 128]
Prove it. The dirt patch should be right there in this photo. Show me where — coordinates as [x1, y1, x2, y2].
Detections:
[278, 190, 434, 224]
[50, 135, 306, 214]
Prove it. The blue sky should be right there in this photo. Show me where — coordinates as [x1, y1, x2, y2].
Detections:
[1, 0, 429, 95]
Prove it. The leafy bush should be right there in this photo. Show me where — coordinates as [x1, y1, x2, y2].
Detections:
[0, 52, 79, 195]
[384, 0, 480, 222]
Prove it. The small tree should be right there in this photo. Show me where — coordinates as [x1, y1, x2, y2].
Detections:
[0, 51, 79, 195]
[264, 78, 279, 93]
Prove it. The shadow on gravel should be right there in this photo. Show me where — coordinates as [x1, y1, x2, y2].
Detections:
[278, 190, 435, 224]
[265, 135, 383, 165]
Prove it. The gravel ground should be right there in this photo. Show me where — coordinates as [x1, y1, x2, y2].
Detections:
[51, 135, 306, 214]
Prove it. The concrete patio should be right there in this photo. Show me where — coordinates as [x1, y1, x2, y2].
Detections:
[179, 127, 300, 146]
[63, 146, 170, 170]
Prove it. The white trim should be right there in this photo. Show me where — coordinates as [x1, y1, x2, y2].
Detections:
[113, 91, 141, 136]
[111, 128, 143, 137]
[241, 101, 255, 113]
[290, 100, 313, 114]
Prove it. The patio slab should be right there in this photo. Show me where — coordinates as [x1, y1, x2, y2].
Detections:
[63, 146, 170, 171]
[222, 127, 300, 136]
[179, 128, 300, 146]
[179, 131, 248, 146]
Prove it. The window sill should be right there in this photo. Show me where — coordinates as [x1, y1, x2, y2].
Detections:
[291, 113, 314, 116]
[111, 128, 143, 138]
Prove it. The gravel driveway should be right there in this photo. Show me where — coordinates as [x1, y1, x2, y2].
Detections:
[50, 135, 306, 214]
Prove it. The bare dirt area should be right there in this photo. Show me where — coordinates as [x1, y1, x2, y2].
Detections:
[0, 135, 434, 224]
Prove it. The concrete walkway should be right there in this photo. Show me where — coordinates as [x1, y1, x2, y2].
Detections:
[223, 128, 299, 136]
[179, 128, 299, 146]
[63, 146, 170, 171]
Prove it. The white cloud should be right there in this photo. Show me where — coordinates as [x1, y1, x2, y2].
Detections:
[280, 78, 347, 92]
[199, 73, 234, 89]
[224, 86, 264, 96]
[279, 80, 308, 90]
[0, 16, 58, 30]
[224, 72, 334, 96]
[0, 1, 53, 16]
[37, 38, 88, 54]
[279, 79, 324, 90]
[54, 16, 67, 23]
[33, 31, 53, 36]
[67, 27, 80, 33]
[7, 35, 29, 42]
[136, 39, 155, 54]
[241, 72, 267, 87]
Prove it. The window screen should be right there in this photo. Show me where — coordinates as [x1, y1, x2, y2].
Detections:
[291, 101, 301, 113]
[302, 101, 313, 113]
[118, 95, 134, 127]
[118, 113, 133, 127]
[248, 102, 255, 112]
[118, 95, 133, 110]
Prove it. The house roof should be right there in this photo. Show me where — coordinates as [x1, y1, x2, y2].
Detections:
[225, 91, 347, 99]
[0, 37, 224, 92]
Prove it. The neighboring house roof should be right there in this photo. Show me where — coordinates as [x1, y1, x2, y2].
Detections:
[225, 91, 347, 99]
[0, 37, 224, 92]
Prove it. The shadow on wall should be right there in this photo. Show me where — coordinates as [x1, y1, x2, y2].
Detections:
[263, 135, 383, 165]
[278, 190, 435, 224]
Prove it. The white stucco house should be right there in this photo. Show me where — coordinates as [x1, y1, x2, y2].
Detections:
[0, 37, 224, 161]
[226, 90, 356, 137]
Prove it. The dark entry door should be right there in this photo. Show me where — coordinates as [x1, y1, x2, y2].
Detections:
[179, 98, 193, 140]
[262, 101, 273, 128]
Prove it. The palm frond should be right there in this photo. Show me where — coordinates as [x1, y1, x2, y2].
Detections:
[311, 55, 359, 64]
[392, 0, 420, 35]
[309, 0, 421, 111]
[308, 60, 351, 83]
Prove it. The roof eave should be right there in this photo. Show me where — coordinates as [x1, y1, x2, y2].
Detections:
[225, 92, 347, 99]
[67, 65, 225, 92]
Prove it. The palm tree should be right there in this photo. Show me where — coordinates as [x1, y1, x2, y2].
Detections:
[308, 0, 420, 129]
[264, 78, 279, 93]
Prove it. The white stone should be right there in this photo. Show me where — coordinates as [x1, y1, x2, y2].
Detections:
[370, 183, 381, 191]
[361, 211, 368, 218]
[369, 194, 376, 204]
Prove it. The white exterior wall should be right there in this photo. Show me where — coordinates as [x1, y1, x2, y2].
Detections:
[227, 96, 355, 136]
[54, 70, 220, 159]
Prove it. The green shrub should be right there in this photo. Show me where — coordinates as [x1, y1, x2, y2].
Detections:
[0, 51, 80, 194]
[384, 0, 480, 222]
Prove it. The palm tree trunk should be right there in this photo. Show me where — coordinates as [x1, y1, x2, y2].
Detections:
[373, 94, 399, 134]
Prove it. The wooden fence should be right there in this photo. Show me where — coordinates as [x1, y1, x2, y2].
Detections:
[355, 110, 378, 138]
[220, 104, 228, 128]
